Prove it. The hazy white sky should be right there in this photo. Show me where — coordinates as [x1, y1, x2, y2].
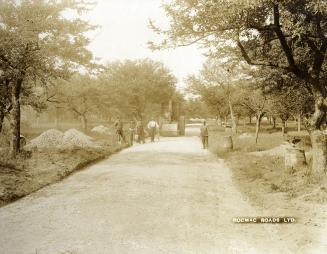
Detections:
[85, 0, 205, 88]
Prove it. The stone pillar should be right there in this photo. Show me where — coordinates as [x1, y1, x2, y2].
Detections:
[178, 116, 185, 136]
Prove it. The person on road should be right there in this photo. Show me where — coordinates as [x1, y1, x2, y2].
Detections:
[128, 120, 136, 146]
[136, 119, 145, 144]
[147, 118, 159, 142]
[200, 120, 209, 149]
[114, 117, 125, 144]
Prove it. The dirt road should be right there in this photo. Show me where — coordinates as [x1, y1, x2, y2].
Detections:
[0, 137, 301, 253]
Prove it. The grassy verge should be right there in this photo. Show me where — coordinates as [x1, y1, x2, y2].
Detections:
[208, 126, 327, 204]
[0, 143, 128, 207]
[208, 125, 327, 250]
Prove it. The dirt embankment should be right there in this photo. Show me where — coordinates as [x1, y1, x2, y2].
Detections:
[0, 142, 128, 207]
[225, 153, 327, 253]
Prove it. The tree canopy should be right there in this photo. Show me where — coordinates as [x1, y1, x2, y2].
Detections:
[151, 0, 327, 128]
[0, 0, 97, 157]
[98, 59, 177, 119]
[151, 0, 327, 175]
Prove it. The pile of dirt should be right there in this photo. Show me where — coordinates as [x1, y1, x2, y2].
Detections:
[251, 143, 293, 157]
[62, 129, 95, 148]
[28, 129, 96, 149]
[91, 125, 111, 135]
[28, 129, 64, 148]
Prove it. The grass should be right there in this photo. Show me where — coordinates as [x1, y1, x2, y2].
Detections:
[205, 122, 327, 254]
[208, 128, 285, 156]
[207, 122, 326, 204]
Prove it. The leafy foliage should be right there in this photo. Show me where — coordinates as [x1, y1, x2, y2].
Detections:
[97, 59, 177, 119]
[151, 0, 327, 129]
[0, 0, 97, 156]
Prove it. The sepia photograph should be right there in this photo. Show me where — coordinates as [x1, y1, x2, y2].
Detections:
[0, 0, 327, 253]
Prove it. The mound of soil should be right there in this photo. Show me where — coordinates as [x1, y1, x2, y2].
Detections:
[28, 129, 96, 149]
[28, 129, 64, 148]
[62, 129, 95, 148]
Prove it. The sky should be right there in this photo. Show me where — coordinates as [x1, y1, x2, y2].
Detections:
[85, 0, 206, 89]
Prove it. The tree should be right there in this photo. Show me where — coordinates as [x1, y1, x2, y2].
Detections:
[187, 75, 230, 124]
[183, 98, 211, 119]
[151, 0, 327, 176]
[237, 84, 268, 143]
[0, 0, 96, 157]
[187, 57, 252, 132]
[267, 86, 314, 134]
[52, 75, 102, 131]
[98, 59, 177, 120]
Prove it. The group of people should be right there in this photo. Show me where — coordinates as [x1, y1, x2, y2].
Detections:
[114, 117, 210, 149]
[114, 117, 160, 145]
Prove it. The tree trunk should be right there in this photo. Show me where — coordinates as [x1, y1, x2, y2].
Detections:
[168, 99, 173, 123]
[228, 98, 237, 133]
[272, 117, 276, 129]
[281, 120, 287, 135]
[309, 93, 327, 177]
[9, 80, 22, 158]
[81, 115, 88, 131]
[297, 114, 301, 132]
[311, 130, 327, 177]
[255, 113, 263, 144]
[0, 108, 4, 134]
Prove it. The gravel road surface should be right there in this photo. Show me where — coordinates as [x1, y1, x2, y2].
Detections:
[0, 137, 297, 254]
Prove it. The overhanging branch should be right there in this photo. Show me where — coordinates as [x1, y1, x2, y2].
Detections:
[236, 38, 286, 69]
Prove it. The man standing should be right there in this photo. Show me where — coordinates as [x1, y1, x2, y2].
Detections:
[147, 117, 159, 142]
[128, 120, 136, 146]
[200, 120, 209, 149]
[136, 120, 145, 144]
[114, 117, 125, 144]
